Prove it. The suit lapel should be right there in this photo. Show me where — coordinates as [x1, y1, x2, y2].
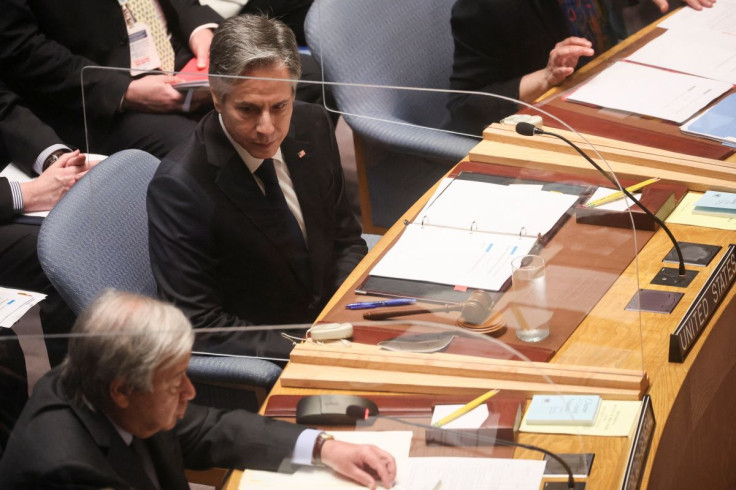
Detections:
[204, 113, 313, 293]
[70, 403, 160, 490]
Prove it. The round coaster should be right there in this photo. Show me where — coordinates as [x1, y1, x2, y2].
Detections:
[456, 310, 505, 334]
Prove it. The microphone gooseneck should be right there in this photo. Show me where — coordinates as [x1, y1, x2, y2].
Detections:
[514, 122, 686, 276]
[361, 411, 577, 490]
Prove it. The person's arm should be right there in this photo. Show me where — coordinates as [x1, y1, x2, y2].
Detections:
[650, 0, 715, 12]
[19, 150, 89, 213]
[518, 37, 594, 103]
[177, 404, 396, 489]
[0, 80, 71, 176]
[0, 0, 131, 121]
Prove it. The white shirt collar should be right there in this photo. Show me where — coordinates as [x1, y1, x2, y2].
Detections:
[218, 113, 284, 173]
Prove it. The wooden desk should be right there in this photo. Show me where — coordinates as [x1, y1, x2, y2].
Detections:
[223, 157, 736, 489]
[226, 10, 736, 490]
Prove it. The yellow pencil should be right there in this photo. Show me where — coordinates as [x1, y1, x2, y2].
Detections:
[432, 389, 500, 427]
[586, 178, 660, 208]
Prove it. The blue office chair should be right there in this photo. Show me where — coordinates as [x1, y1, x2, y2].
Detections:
[37, 149, 281, 412]
[305, 0, 478, 231]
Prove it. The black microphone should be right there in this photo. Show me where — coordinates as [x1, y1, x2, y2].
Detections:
[515, 122, 686, 276]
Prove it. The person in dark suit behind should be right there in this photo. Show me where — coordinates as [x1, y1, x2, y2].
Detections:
[444, 0, 717, 136]
[0, 290, 396, 489]
[0, 83, 92, 450]
[0, 0, 222, 158]
[147, 15, 367, 360]
[445, 0, 595, 136]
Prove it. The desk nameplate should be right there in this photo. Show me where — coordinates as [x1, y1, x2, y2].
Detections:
[669, 244, 736, 363]
[621, 395, 655, 490]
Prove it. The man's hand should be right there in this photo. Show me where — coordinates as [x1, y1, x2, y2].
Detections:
[544, 37, 595, 87]
[190, 28, 214, 69]
[320, 440, 396, 489]
[122, 75, 185, 113]
[650, 0, 715, 12]
[21, 150, 90, 212]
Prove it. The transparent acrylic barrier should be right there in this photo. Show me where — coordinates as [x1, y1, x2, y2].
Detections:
[3, 61, 659, 488]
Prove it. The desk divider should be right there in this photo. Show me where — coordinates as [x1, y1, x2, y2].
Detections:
[282, 342, 648, 400]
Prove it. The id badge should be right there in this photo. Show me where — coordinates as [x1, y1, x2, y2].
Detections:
[128, 22, 161, 75]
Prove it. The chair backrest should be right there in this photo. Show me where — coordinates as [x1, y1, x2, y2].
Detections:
[306, 0, 456, 127]
[305, 0, 478, 230]
[38, 149, 159, 314]
[37, 149, 280, 411]
[305, 0, 476, 154]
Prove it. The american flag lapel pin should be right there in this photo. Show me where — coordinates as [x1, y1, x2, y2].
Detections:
[298, 149, 306, 159]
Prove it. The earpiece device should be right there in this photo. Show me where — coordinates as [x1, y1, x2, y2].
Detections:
[308, 322, 354, 340]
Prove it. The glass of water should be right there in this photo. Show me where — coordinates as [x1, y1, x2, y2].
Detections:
[510, 255, 550, 342]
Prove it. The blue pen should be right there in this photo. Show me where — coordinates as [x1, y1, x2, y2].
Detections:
[346, 298, 417, 310]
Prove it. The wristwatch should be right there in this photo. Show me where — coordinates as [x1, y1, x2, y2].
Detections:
[311, 432, 335, 466]
[42, 149, 72, 171]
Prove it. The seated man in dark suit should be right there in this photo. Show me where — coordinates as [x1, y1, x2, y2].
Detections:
[0, 81, 90, 366]
[0, 82, 92, 450]
[0, 0, 222, 158]
[0, 290, 396, 489]
[147, 15, 367, 359]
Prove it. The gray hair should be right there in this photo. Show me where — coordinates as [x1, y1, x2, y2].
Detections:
[209, 14, 302, 100]
[61, 290, 194, 407]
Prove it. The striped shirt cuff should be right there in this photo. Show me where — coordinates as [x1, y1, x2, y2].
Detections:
[8, 181, 23, 214]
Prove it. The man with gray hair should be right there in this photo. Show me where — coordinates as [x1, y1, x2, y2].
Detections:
[0, 290, 396, 489]
[147, 15, 366, 360]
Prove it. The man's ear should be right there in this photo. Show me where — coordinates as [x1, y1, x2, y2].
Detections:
[212, 91, 222, 113]
[109, 379, 131, 409]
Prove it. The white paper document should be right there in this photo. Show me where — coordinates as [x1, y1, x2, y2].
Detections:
[399, 457, 545, 490]
[659, 1, 736, 34]
[369, 178, 578, 291]
[240, 431, 412, 489]
[565, 61, 731, 123]
[370, 225, 538, 291]
[626, 29, 736, 84]
[0, 287, 46, 329]
[420, 179, 578, 237]
[431, 404, 490, 429]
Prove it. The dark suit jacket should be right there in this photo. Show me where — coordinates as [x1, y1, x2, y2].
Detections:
[0, 368, 306, 489]
[445, 0, 569, 135]
[0, 80, 67, 222]
[147, 103, 366, 358]
[0, 0, 221, 148]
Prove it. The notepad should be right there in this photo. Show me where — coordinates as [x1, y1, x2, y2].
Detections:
[693, 190, 736, 218]
[681, 94, 736, 145]
[525, 395, 601, 426]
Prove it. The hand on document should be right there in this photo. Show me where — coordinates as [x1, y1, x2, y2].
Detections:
[321, 439, 397, 489]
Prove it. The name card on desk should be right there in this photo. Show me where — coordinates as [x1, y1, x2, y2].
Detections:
[669, 244, 736, 362]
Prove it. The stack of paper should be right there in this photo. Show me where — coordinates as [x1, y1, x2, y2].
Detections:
[564, 61, 731, 124]
[0, 287, 46, 328]
[692, 190, 736, 218]
[680, 93, 736, 145]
